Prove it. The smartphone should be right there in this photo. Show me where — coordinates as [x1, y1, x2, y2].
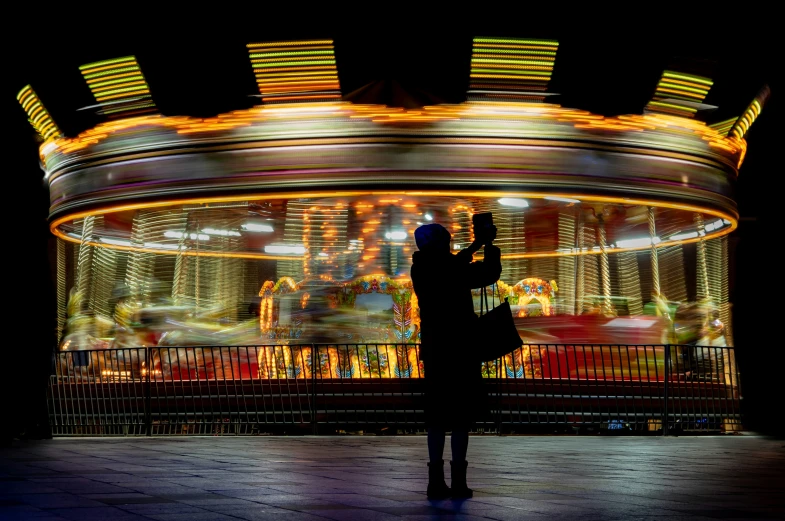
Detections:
[472, 212, 494, 230]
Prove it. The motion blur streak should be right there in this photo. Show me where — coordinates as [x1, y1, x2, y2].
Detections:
[79, 56, 156, 117]
[247, 40, 341, 103]
[469, 37, 559, 102]
[16, 85, 62, 140]
[729, 85, 771, 139]
[645, 70, 713, 118]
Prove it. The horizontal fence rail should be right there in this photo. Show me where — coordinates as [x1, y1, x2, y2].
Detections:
[47, 344, 742, 436]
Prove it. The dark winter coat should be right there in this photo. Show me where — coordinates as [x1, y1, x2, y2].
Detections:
[411, 245, 502, 429]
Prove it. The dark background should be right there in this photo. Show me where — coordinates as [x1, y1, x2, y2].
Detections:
[4, 14, 779, 439]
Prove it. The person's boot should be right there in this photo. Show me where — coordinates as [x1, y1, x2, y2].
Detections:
[450, 460, 473, 498]
[427, 460, 451, 499]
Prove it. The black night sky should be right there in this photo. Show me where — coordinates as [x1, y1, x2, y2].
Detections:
[4, 14, 780, 437]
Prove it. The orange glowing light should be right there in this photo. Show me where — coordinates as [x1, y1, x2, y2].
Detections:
[49, 189, 738, 261]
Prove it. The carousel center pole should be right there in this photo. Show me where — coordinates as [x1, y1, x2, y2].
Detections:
[195, 220, 200, 311]
[597, 214, 613, 316]
[576, 210, 585, 315]
[695, 213, 711, 303]
[648, 207, 661, 301]
[76, 215, 96, 314]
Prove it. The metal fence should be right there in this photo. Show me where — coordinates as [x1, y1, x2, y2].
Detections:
[47, 344, 741, 436]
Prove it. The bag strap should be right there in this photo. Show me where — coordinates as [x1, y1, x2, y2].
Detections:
[481, 286, 489, 316]
[480, 281, 504, 316]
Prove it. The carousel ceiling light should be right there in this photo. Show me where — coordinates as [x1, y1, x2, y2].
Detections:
[242, 223, 274, 233]
[670, 231, 699, 241]
[164, 231, 209, 241]
[385, 231, 408, 241]
[704, 219, 725, 232]
[100, 237, 132, 246]
[544, 196, 580, 204]
[615, 237, 661, 248]
[202, 228, 241, 237]
[144, 242, 179, 250]
[424, 213, 433, 221]
[498, 197, 529, 208]
[265, 244, 306, 255]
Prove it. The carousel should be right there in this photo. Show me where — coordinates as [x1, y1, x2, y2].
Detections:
[17, 38, 766, 383]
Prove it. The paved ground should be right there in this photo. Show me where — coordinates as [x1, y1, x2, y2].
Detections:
[1, 435, 783, 521]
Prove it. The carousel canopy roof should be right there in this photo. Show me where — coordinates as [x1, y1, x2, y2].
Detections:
[13, 36, 770, 228]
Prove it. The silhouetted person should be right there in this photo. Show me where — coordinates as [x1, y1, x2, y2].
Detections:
[411, 222, 501, 499]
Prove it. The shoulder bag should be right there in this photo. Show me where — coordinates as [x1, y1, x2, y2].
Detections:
[476, 283, 523, 362]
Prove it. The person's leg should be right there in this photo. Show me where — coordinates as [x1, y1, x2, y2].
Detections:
[426, 428, 450, 498]
[450, 429, 472, 498]
[427, 428, 446, 462]
[450, 429, 469, 463]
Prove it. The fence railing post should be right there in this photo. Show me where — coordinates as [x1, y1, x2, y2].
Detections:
[663, 344, 670, 436]
[311, 344, 317, 435]
[144, 347, 152, 436]
[496, 358, 502, 435]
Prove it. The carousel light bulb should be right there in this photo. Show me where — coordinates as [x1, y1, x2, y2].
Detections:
[424, 213, 433, 221]
[498, 197, 529, 208]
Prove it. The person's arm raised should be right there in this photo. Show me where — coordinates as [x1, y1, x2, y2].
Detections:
[463, 244, 502, 289]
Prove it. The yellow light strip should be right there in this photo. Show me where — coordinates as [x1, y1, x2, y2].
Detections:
[646, 70, 713, 119]
[79, 56, 156, 118]
[50, 190, 738, 260]
[469, 37, 558, 102]
[709, 118, 736, 137]
[247, 40, 341, 104]
[16, 85, 62, 141]
[730, 85, 770, 139]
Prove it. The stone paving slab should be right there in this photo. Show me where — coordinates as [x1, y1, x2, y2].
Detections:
[1, 435, 783, 520]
